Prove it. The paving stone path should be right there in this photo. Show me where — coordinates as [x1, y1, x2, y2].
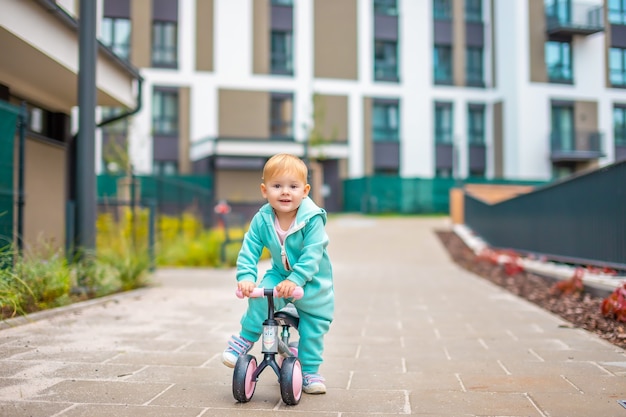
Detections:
[1, 215, 625, 416]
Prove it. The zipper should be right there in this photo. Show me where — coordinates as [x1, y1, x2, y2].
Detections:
[279, 221, 305, 271]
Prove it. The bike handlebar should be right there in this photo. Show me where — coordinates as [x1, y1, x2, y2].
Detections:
[236, 286, 304, 300]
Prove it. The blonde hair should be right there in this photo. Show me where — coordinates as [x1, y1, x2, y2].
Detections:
[262, 153, 308, 183]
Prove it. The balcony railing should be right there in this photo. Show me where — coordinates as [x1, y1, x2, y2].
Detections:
[545, 3, 604, 36]
[550, 131, 604, 162]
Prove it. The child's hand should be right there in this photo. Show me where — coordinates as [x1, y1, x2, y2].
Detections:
[238, 281, 257, 298]
[275, 280, 297, 298]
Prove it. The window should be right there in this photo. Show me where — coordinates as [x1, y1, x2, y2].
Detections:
[609, 0, 626, 24]
[434, 45, 453, 84]
[271, 31, 293, 75]
[152, 20, 178, 67]
[615, 106, 626, 145]
[551, 104, 575, 151]
[152, 89, 179, 135]
[102, 17, 131, 60]
[468, 105, 485, 144]
[434, 0, 452, 20]
[610, 48, 626, 87]
[372, 101, 399, 142]
[545, 0, 572, 25]
[374, 0, 398, 16]
[466, 47, 484, 86]
[153, 160, 178, 176]
[101, 107, 128, 134]
[270, 94, 293, 138]
[435, 102, 453, 144]
[465, 0, 482, 22]
[374, 41, 399, 81]
[546, 41, 572, 83]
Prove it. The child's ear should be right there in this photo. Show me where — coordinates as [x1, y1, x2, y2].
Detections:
[304, 183, 311, 196]
[260, 183, 268, 198]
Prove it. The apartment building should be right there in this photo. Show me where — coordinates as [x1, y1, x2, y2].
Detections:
[0, 0, 140, 250]
[96, 0, 626, 211]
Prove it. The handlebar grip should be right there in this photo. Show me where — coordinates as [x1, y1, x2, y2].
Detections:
[236, 286, 304, 300]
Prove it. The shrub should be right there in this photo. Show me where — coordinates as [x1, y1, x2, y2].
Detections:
[550, 267, 584, 296]
[601, 283, 626, 323]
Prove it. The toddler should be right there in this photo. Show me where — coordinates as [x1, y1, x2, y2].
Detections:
[222, 153, 334, 395]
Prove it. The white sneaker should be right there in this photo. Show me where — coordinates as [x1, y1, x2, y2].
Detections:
[221, 335, 254, 368]
[303, 373, 326, 394]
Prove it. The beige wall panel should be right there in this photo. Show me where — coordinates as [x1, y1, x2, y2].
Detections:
[23, 139, 66, 251]
[253, 0, 270, 75]
[314, 0, 358, 80]
[452, 0, 465, 86]
[179, 87, 191, 173]
[196, 0, 214, 72]
[131, 0, 152, 68]
[493, 101, 504, 177]
[575, 100, 598, 155]
[219, 89, 269, 138]
[363, 97, 373, 176]
[528, 0, 547, 83]
[315, 94, 348, 140]
[216, 170, 263, 202]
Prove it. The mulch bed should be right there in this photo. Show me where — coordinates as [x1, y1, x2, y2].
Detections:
[435, 230, 626, 350]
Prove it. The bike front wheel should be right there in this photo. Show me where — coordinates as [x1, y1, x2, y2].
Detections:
[233, 354, 257, 402]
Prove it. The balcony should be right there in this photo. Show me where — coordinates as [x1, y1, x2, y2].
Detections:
[550, 131, 604, 162]
[546, 3, 604, 36]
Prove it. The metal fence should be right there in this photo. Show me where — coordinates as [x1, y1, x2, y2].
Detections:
[97, 173, 214, 226]
[464, 160, 626, 270]
[0, 101, 25, 254]
[344, 176, 547, 214]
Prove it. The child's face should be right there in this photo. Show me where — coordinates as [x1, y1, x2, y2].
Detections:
[261, 172, 310, 217]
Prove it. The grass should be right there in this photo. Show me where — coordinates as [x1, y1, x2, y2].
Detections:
[0, 209, 246, 321]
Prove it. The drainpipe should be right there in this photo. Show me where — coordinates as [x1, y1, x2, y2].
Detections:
[97, 76, 144, 129]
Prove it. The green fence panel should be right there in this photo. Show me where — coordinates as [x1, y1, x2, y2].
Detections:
[97, 174, 213, 202]
[343, 176, 549, 215]
[0, 101, 19, 246]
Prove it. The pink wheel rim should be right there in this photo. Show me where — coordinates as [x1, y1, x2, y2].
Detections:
[245, 358, 257, 398]
[293, 360, 303, 401]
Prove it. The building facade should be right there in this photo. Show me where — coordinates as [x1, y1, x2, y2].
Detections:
[95, 0, 626, 211]
[0, 0, 140, 250]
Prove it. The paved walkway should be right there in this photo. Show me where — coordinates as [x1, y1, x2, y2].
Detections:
[1, 215, 626, 416]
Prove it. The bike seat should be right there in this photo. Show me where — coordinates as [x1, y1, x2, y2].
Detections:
[275, 303, 299, 328]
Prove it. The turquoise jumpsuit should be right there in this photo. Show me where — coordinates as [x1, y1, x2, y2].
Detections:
[236, 197, 334, 374]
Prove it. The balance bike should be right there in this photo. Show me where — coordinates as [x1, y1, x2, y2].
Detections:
[232, 286, 303, 405]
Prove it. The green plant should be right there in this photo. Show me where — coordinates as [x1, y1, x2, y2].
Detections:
[14, 245, 72, 310]
[157, 228, 224, 267]
[0, 249, 34, 318]
[98, 249, 150, 291]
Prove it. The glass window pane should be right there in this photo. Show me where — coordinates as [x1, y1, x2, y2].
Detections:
[374, 0, 398, 16]
[152, 21, 178, 66]
[271, 31, 293, 74]
[434, 46, 452, 83]
[435, 104, 453, 143]
[615, 107, 626, 145]
[434, 0, 452, 20]
[373, 102, 399, 141]
[375, 41, 398, 80]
